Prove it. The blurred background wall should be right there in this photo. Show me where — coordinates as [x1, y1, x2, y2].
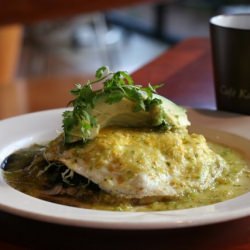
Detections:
[13, 0, 250, 79]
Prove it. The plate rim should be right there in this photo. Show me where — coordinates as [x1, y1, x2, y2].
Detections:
[0, 108, 250, 229]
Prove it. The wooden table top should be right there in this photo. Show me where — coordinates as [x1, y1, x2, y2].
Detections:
[0, 38, 249, 250]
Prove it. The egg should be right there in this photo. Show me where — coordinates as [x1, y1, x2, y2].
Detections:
[45, 127, 228, 199]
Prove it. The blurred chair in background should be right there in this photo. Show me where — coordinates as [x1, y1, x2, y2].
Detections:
[0, 0, 163, 85]
[1, 0, 249, 85]
[0, 25, 23, 85]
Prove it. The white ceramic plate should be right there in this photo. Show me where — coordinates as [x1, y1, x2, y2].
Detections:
[0, 108, 249, 229]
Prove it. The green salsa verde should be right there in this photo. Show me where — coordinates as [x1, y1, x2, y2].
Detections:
[1, 142, 250, 212]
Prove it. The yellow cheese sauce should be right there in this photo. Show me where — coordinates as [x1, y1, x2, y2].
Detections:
[2, 139, 250, 212]
[45, 128, 230, 199]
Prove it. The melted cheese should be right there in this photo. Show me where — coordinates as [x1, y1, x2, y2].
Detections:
[45, 127, 228, 199]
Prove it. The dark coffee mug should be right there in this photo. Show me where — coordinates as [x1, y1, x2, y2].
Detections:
[210, 14, 250, 115]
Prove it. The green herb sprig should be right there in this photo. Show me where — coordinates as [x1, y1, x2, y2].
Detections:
[63, 66, 162, 143]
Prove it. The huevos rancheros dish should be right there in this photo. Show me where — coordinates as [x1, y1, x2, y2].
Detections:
[1, 67, 250, 211]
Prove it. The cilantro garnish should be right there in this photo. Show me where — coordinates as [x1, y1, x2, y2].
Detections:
[63, 66, 162, 143]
